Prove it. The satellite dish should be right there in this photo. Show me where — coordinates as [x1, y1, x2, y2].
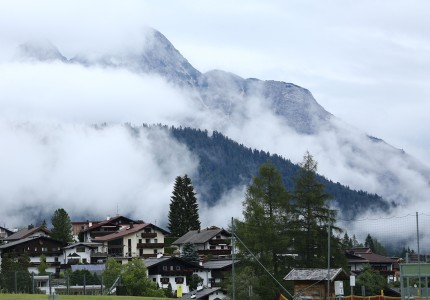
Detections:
[157, 253, 163, 258]
[197, 285, 203, 291]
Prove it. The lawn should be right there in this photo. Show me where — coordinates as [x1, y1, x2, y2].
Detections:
[0, 295, 166, 300]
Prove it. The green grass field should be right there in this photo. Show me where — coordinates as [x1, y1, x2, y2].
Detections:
[0, 295, 166, 300]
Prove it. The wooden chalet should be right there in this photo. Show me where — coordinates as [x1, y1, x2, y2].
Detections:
[172, 226, 232, 259]
[0, 236, 67, 274]
[284, 268, 349, 300]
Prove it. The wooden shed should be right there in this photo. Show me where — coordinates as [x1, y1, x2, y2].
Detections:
[284, 268, 349, 300]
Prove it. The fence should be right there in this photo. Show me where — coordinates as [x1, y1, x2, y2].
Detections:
[0, 271, 108, 295]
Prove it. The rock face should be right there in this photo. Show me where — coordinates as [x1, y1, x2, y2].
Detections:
[17, 27, 430, 209]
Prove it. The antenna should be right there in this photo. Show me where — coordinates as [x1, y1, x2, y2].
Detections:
[116, 203, 119, 216]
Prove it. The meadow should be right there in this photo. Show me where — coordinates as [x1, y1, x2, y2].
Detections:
[0, 295, 166, 300]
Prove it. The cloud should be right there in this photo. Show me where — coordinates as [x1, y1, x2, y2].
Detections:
[0, 121, 198, 227]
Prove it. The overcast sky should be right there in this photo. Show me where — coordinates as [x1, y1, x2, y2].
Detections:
[1, 0, 430, 236]
[1, 0, 429, 165]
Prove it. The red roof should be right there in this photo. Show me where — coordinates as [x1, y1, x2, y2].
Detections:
[94, 223, 149, 241]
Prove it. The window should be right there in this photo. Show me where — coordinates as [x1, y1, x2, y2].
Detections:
[54, 257, 58, 262]
[163, 266, 168, 271]
[82, 258, 87, 264]
[146, 239, 150, 244]
[42, 247, 48, 252]
[154, 238, 158, 243]
[170, 266, 174, 271]
[76, 246, 85, 252]
[175, 277, 184, 284]
[176, 266, 181, 270]
[210, 246, 216, 250]
[139, 239, 142, 244]
[161, 278, 169, 284]
[153, 249, 158, 254]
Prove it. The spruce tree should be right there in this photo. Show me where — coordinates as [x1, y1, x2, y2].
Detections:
[181, 242, 199, 264]
[168, 175, 201, 237]
[50, 208, 73, 243]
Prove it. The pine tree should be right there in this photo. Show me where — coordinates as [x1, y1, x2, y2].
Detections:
[291, 151, 342, 268]
[168, 175, 201, 237]
[235, 162, 291, 299]
[50, 208, 73, 243]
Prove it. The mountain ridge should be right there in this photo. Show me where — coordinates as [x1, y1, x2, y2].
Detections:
[15, 27, 430, 212]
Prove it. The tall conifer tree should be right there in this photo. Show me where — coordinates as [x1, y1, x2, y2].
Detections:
[50, 208, 73, 243]
[168, 174, 201, 237]
[291, 151, 341, 268]
[235, 162, 291, 299]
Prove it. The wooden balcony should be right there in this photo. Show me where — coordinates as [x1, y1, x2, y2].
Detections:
[141, 232, 157, 238]
[137, 243, 164, 249]
[198, 249, 231, 256]
[209, 239, 231, 245]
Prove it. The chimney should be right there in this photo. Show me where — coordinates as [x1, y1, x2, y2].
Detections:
[130, 222, 134, 229]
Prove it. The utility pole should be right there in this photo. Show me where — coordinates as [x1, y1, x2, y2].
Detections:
[232, 217, 236, 300]
[327, 224, 331, 300]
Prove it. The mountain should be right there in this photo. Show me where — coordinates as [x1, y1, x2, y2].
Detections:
[163, 125, 390, 219]
[16, 28, 430, 216]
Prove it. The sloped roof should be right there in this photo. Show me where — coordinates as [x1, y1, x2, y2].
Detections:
[203, 259, 238, 270]
[172, 227, 231, 245]
[0, 236, 65, 249]
[346, 249, 395, 264]
[4, 226, 50, 241]
[283, 268, 348, 282]
[94, 223, 148, 241]
[182, 287, 223, 299]
[63, 242, 102, 249]
[81, 215, 136, 233]
[144, 256, 202, 269]
[0, 226, 13, 235]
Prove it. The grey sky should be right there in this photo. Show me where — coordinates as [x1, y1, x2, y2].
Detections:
[1, 0, 428, 164]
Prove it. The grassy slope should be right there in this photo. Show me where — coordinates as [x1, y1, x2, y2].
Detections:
[0, 295, 166, 300]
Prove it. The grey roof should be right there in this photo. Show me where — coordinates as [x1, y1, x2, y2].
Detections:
[203, 259, 238, 270]
[144, 256, 202, 269]
[144, 256, 172, 267]
[283, 268, 347, 282]
[71, 264, 105, 273]
[4, 226, 50, 241]
[172, 227, 231, 245]
[0, 235, 64, 250]
[182, 287, 223, 299]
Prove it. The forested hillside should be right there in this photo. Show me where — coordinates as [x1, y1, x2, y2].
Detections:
[155, 125, 392, 219]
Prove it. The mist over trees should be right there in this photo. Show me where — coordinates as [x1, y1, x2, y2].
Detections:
[233, 154, 347, 299]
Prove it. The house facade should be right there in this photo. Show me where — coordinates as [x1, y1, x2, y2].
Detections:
[62, 242, 104, 265]
[195, 259, 237, 288]
[144, 256, 202, 295]
[0, 236, 67, 274]
[0, 226, 13, 243]
[94, 223, 169, 261]
[80, 216, 136, 242]
[172, 226, 232, 259]
[345, 248, 397, 281]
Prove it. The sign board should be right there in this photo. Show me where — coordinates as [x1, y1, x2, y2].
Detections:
[350, 275, 356, 287]
[335, 281, 344, 296]
[177, 285, 182, 297]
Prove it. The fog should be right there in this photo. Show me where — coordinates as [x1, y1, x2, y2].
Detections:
[1, 1, 430, 250]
